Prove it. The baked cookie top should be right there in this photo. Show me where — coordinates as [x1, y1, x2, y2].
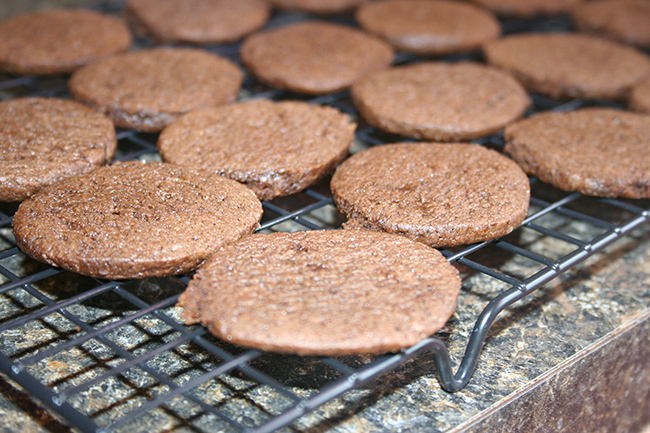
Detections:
[331, 142, 530, 247]
[351, 62, 530, 141]
[469, 0, 584, 17]
[240, 21, 394, 95]
[0, 97, 117, 202]
[572, 0, 650, 49]
[504, 108, 650, 198]
[158, 100, 356, 200]
[13, 161, 263, 279]
[178, 229, 461, 355]
[69, 47, 242, 132]
[125, 0, 270, 44]
[484, 32, 650, 100]
[356, 0, 501, 56]
[269, 0, 367, 14]
[0, 9, 131, 75]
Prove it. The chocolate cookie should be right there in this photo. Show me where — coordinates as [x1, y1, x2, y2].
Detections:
[69, 47, 242, 132]
[269, 0, 367, 14]
[331, 143, 530, 247]
[158, 100, 356, 200]
[12, 161, 263, 279]
[351, 62, 530, 141]
[630, 77, 650, 114]
[125, 0, 270, 44]
[484, 33, 650, 100]
[572, 0, 650, 49]
[504, 108, 650, 198]
[240, 21, 394, 95]
[178, 229, 461, 355]
[0, 9, 131, 75]
[469, 0, 583, 17]
[0, 97, 117, 202]
[355, 0, 501, 56]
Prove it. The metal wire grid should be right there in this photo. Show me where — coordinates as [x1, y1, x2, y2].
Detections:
[0, 5, 649, 433]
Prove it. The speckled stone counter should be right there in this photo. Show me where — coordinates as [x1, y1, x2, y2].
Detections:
[0, 2, 649, 433]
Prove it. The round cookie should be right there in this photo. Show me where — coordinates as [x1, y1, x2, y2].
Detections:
[504, 108, 650, 198]
[630, 76, 650, 114]
[178, 229, 461, 355]
[124, 0, 270, 44]
[69, 47, 243, 132]
[269, 0, 368, 14]
[240, 21, 394, 95]
[351, 62, 530, 141]
[468, 0, 583, 17]
[0, 97, 117, 202]
[484, 33, 650, 100]
[158, 100, 356, 200]
[355, 0, 501, 56]
[572, 0, 650, 50]
[331, 143, 530, 248]
[12, 161, 263, 279]
[0, 9, 131, 75]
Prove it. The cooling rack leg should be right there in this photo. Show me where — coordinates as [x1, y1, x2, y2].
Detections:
[425, 288, 527, 392]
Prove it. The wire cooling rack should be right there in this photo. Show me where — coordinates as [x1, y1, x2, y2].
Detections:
[1, 4, 650, 433]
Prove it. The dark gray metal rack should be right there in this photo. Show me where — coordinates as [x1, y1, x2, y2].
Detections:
[0, 4, 649, 433]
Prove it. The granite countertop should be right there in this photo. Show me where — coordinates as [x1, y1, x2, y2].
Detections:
[0, 1, 649, 432]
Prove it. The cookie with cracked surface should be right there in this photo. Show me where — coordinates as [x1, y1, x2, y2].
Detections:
[0, 9, 131, 75]
[0, 97, 117, 202]
[469, 0, 583, 17]
[351, 62, 530, 141]
[484, 33, 650, 100]
[69, 47, 242, 132]
[331, 142, 530, 247]
[125, 0, 270, 44]
[240, 21, 394, 95]
[178, 229, 461, 355]
[158, 99, 356, 200]
[572, 0, 650, 49]
[356, 0, 501, 56]
[504, 108, 650, 198]
[12, 161, 263, 279]
[630, 77, 650, 114]
[269, 0, 367, 14]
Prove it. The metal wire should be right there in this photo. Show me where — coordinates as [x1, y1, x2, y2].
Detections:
[0, 4, 649, 433]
